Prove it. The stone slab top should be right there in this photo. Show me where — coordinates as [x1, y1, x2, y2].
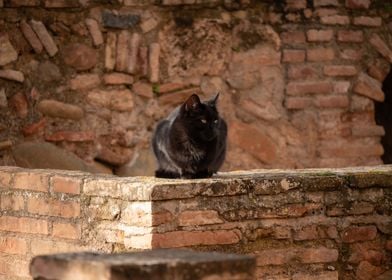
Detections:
[30, 250, 256, 279]
[1, 165, 392, 201]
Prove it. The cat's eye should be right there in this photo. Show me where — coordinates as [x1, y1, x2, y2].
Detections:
[201, 119, 207, 124]
[214, 119, 218, 123]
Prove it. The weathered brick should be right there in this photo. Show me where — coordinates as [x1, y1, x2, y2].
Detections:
[139, 46, 149, 77]
[353, 16, 382, 27]
[340, 48, 363, 60]
[0, 255, 30, 277]
[314, 0, 339, 6]
[307, 48, 335, 61]
[13, 172, 48, 192]
[368, 64, 389, 82]
[0, 216, 48, 235]
[0, 237, 28, 255]
[105, 32, 117, 70]
[9, 92, 28, 118]
[285, 0, 306, 10]
[353, 73, 384, 102]
[27, 197, 80, 218]
[44, 0, 80, 8]
[281, 31, 306, 44]
[8, 0, 40, 6]
[127, 33, 141, 74]
[287, 81, 333, 95]
[103, 73, 134, 85]
[45, 131, 95, 142]
[30, 20, 58, 57]
[22, 118, 46, 136]
[337, 30, 363, 42]
[342, 226, 377, 243]
[133, 82, 154, 98]
[0, 171, 11, 188]
[85, 18, 103, 47]
[116, 30, 130, 72]
[285, 97, 313, 109]
[52, 222, 81, 240]
[31, 239, 85, 255]
[0, 69, 24, 83]
[140, 17, 158, 33]
[282, 49, 305, 63]
[37, 99, 84, 120]
[257, 247, 338, 266]
[149, 43, 160, 83]
[321, 15, 350, 25]
[369, 34, 392, 63]
[333, 81, 350, 94]
[52, 176, 81, 194]
[356, 261, 384, 279]
[0, 194, 24, 211]
[288, 65, 318, 80]
[69, 74, 100, 90]
[352, 125, 385, 137]
[126, 230, 241, 249]
[20, 20, 43, 53]
[292, 271, 339, 280]
[178, 210, 223, 226]
[306, 29, 334, 42]
[346, 0, 371, 9]
[315, 96, 349, 108]
[324, 65, 357, 76]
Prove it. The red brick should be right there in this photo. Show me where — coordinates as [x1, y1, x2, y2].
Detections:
[149, 43, 160, 83]
[368, 64, 389, 82]
[353, 16, 382, 27]
[274, 226, 292, 239]
[30, 239, 86, 255]
[281, 31, 306, 44]
[287, 81, 333, 95]
[178, 210, 223, 226]
[133, 82, 154, 98]
[282, 49, 305, 63]
[349, 242, 385, 265]
[13, 172, 49, 192]
[52, 222, 81, 240]
[105, 32, 116, 70]
[44, 0, 80, 8]
[337, 30, 363, 43]
[116, 30, 130, 72]
[340, 48, 363, 60]
[293, 225, 319, 241]
[285, 97, 313, 109]
[27, 197, 80, 218]
[127, 230, 241, 249]
[85, 18, 103, 46]
[314, 0, 339, 6]
[346, 0, 371, 9]
[0, 194, 24, 211]
[285, 0, 306, 10]
[348, 202, 375, 215]
[369, 34, 392, 63]
[307, 48, 335, 61]
[342, 226, 377, 243]
[314, 8, 339, 17]
[321, 15, 350, 25]
[257, 247, 338, 266]
[333, 81, 350, 94]
[288, 65, 319, 80]
[324, 65, 357, 76]
[22, 118, 46, 136]
[306, 29, 334, 42]
[69, 74, 100, 90]
[20, 20, 43, 53]
[30, 20, 58, 57]
[45, 131, 95, 142]
[52, 176, 81, 194]
[0, 216, 48, 235]
[356, 261, 384, 280]
[353, 73, 384, 102]
[103, 73, 134, 85]
[0, 237, 28, 255]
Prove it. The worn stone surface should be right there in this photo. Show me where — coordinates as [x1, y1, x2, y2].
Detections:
[62, 43, 97, 71]
[0, 34, 18, 66]
[102, 10, 141, 29]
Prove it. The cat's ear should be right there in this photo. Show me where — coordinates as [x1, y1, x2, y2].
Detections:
[184, 94, 201, 111]
[207, 92, 220, 107]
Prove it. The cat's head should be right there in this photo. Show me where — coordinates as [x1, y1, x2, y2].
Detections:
[180, 93, 221, 141]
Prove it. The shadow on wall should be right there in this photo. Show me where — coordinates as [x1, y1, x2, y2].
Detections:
[376, 67, 392, 164]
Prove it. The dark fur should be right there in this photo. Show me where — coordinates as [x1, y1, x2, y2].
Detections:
[152, 93, 227, 179]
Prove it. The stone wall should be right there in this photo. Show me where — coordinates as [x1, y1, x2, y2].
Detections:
[0, 165, 391, 279]
[0, 0, 391, 175]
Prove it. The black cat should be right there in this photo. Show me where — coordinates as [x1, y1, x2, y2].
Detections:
[152, 93, 227, 179]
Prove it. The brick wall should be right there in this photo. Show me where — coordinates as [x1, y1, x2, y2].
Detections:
[1, 165, 391, 279]
[0, 0, 391, 175]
